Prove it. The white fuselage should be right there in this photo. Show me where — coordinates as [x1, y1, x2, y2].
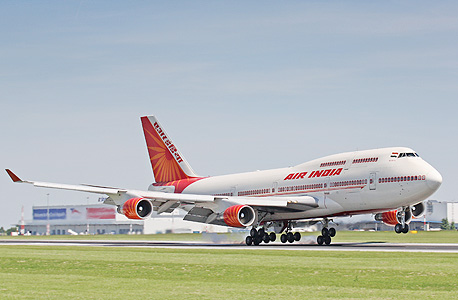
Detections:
[150, 147, 442, 222]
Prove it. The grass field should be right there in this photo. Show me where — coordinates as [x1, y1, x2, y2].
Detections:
[0, 245, 457, 299]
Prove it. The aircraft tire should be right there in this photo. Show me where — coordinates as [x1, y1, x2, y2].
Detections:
[269, 232, 276, 242]
[287, 232, 295, 243]
[250, 228, 258, 237]
[258, 228, 265, 237]
[402, 224, 409, 234]
[395, 223, 403, 234]
[263, 233, 270, 243]
[317, 235, 324, 245]
[294, 232, 301, 241]
[324, 235, 332, 245]
[245, 236, 253, 246]
[329, 228, 336, 237]
[280, 234, 287, 243]
[321, 227, 329, 237]
[253, 237, 261, 246]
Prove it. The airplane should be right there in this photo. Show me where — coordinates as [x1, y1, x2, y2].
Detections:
[6, 115, 442, 246]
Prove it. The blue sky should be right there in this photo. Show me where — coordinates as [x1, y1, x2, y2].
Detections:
[1, 2, 457, 228]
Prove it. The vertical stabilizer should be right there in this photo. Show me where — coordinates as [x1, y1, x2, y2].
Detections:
[141, 116, 199, 183]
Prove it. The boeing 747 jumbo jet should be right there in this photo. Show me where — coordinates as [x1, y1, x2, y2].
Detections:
[6, 116, 442, 245]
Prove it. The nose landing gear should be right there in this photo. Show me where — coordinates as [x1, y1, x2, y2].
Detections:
[394, 207, 410, 234]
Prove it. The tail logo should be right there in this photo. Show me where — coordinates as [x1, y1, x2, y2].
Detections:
[153, 122, 184, 163]
[141, 116, 193, 183]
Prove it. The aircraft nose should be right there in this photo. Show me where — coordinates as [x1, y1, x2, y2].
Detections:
[426, 168, 442, 192]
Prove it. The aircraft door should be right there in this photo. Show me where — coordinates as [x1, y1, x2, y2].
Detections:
[369, 172, 377, 190]
[325, 177, 330, 191]
[272, 182, 278, 195]
[324, 177, 330, 208]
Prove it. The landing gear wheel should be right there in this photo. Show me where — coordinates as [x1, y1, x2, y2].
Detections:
[294, 232, 301, 241]
[245, 236, 253, 246]
[280, 234, 287, 243]
[253, 237, 260, 246]
[324, 235, 332, 245]
[329, 228, 336, 237]
[287, 232, 295, 243]
[321, 227, 329, 237]
[402, 224, 409, 234]
[258, 228, 265, 237]
[269, 232, 276, 242]
[263, 233, 270, 243]
[317, 235, 324, 245]
[250, 228, 258, 237]
[395, 223, 403, 234]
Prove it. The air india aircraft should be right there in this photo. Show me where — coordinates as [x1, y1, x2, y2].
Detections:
[6, 116, 442, 245]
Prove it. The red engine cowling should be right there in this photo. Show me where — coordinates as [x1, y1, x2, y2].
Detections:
[223, 205, 256, 228]
[122, 198, 153, 220]
[375, 209, 412, 226]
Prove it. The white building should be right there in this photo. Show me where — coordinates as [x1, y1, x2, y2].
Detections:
[20, 204, 228, 235]
[425, 200, 458, 223]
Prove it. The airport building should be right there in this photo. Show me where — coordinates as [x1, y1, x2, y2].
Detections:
[22, 204, 144, 235]
[19, 204, 228, 235]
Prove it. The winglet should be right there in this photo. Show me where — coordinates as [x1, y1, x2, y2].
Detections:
[5, 169, 23, 183]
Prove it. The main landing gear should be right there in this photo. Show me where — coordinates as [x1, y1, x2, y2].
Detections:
[245, 222, 302, 246]
[279, 231, 301, 244]
[245, 227, 276, 246]
[316, 218, 336, 246]
[279, 222, 301, 244]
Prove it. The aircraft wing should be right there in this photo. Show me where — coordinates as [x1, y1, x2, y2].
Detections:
[5, 169, 318, 214]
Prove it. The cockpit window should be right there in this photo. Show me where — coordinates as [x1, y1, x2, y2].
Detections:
[398, 152, 419, 158]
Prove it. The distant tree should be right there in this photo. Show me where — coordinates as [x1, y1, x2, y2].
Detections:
[441, 218, 449, 230]
[451, 222, 456, 230]
[6, 227, 18, 235]
[0, 227, 5, 234]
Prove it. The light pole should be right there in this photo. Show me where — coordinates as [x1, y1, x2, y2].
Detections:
[46, 193, 50, 235]
[86, 197, 89, 235]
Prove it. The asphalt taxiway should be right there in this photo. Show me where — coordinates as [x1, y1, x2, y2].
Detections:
[1, 239, 458, 253]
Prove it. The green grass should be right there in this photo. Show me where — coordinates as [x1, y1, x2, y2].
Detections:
[2, 230, 458, 244]
[0, 246, 457, 299]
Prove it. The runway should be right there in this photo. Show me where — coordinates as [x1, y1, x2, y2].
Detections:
[1, 239, 458, 253]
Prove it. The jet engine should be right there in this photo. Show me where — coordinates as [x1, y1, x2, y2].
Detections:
[375, 209, 412, 226]
[223, 205, 256, 227]
[120, 198, 153, 220]
[374, 202, 425, 226]
[411, 202, 425, 218]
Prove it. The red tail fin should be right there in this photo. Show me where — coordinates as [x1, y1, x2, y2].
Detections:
[141, 116, 198, 183]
